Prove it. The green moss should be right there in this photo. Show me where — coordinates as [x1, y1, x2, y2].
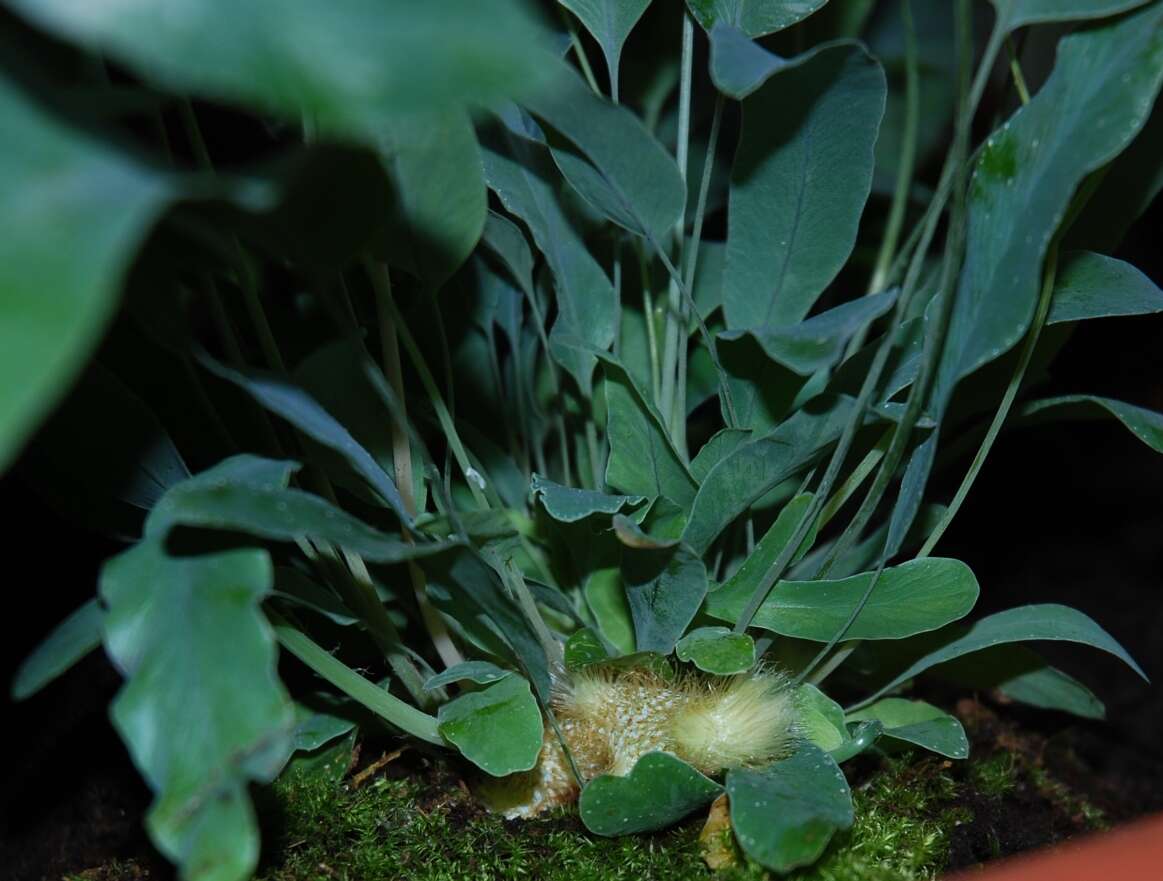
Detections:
[258, 753, 966, 881]
[968, 752, 1019, 798]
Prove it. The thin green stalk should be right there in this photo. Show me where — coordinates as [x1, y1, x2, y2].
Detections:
[560, 9, 602, 95]
[271, 611, 443, 745]
[366, 261, 489, 510]
[659, 12, 694, 442]
[1006, 36, 1032, 106]
[640, 249, 663, 405]
[918, 244, 1058, 558]
[817, 429, 891, 530]
[585, 419, 603, 488]
[373, 267, 465, 671]
[859, 0, 919, 329]
[501, 560, 563, 670]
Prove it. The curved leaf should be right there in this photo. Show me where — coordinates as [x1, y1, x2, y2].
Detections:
[0, 74, 171, 473]
[860, 603, 1147, 708]
[580, 752, 722, 835]
[559, 0, 652, 88]
[847, 698, 969, 759]
[796, 683, 848, 752]
[727, 742, 853, 872]
[1047, 251, 1163, 324]
[688, 0, 829, 38]
[1019, 395, 1163, 453]
[532, 472, 645, 522]
[705, 557, 980, 641]
[992, 0, 1153, 30]
[623, 544, 708, 654]
[723, 43, 885, 330]
[11, 598, 103, 701]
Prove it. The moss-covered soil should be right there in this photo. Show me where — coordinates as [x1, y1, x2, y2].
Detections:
[58, 698, 1122, 881]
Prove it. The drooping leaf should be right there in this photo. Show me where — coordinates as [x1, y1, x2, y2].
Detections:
[559, 0, 653, 90]
[727, 742, 854, 872]
[8, 0, 557, 135]
[705, 558, 980, 642]
[623, 544, 709, 654]
[565, 628, 612, 668]
[437, 675, 544, 776]
[689, 428, 752, 482]
[481, 127, 616, 397]
[1046, 251, 1163, 324]
[200, 360, 413, 525]
[991, 0, 1153, 30]
[687, 0, 830, 38]
[860, 604, 1147, 708]
[101, 542, 294, 881]
[0, 74, 171, 473]
[424, 661, 514, 691]
[723, 43, 886, 330]
[481, 210, 537, 299]
[527, 66, 685, 242]
[683, 396, 853, 555]
[721, 290, 896, 376]
[532, 472, 645, 522]
[580, 752, 722, 835]
[676, 627, 756, 674]
[603, 361, 699, 507]
[145, 455, 451, 563]
[11, 598, 103, 701]
[1019, 396, 1163, 453]
[847, 698, 969, 759]
[378, 109, 486, 286]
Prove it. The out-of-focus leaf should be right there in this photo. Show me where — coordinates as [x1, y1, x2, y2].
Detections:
[0, 74, 171, 472]
[1019, 396, 1163, 453]
[11, 599, 103, 701]
[688, 0, 830, 38]
[559, 0, 652, 89]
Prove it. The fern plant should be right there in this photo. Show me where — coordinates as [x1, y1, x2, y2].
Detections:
[5, 1, 1163, 878]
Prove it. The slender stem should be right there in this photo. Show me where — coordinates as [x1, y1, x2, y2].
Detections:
[366, 261, 489, 510]
[1005, 36, 1032, 106]
[918, 244, 1058, 558]
[640, 250, 663, 405]
[585, 419, 603, 488]
[373, 265, 464, 671]
[863, 0, 920, 305]
[817, 429, 891, 530]
[659, 13, 694, 441]
[501, 560, 563, 670]
[561, 10, 602, 95]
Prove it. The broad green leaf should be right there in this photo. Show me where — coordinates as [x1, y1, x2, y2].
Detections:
[580, 752, 722, 835]
[847, 698, 969, 759]
[1046, 252, 1163, 324]
[688, 0, 830, 37]
[796, 684, 848, 752]
[8, 0, 556, 135]
[705, 558, 980, 641]
[378, 109, 486, 286]
[532, 472, 645, 522]
[1019, 396, 1163, 453]
[612, 513, 681, 549]
[146, 455, 451, 564]
[623, 544, 709, 654]
[933, 3, 1163, 408]
[437, 675, 543, 776]
[527, 66, 685, 242]
[721, 290, 896, 376]
[565, 628, 612, 668]
[101, 543, 294, 881]
[424, 661, 513, 691]
[720, 335, 808, 431]
[991, 0, 1153, 30]
[11, 598, 103, 700]
[481, 128, 615, 397]
[675, 626, 756, 674]
[604, 362, 699, 507]
[287, 694, 359, 756]
[690, 428, 752, 482]
[423, 548, 551, 701]
[723, 43, 885, 330]
[682, 396, 853, 555]
[585, 568, 637, 655]
[861, 604, 1147, 707]
[201, 360, 412, 525]
[933, 645, 1105, 719]
[0, 74, 171, 473]
[559, 0, 652, 90]
[727, 742, 854, 872]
